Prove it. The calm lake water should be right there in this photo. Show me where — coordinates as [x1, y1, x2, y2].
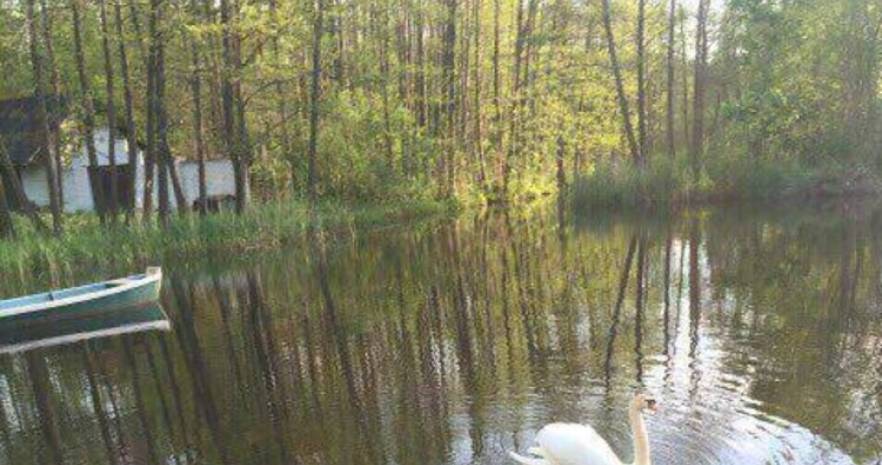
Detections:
[1, 201, 881, 465]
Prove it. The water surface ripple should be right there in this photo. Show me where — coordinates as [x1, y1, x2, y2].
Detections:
[1, 203, 881, 464]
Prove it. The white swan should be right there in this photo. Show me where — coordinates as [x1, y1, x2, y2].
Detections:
[509, 394, 658, 465]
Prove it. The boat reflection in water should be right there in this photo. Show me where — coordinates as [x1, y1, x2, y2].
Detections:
[0, 303, 170, 354]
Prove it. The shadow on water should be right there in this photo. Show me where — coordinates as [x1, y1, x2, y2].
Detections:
[1, 200, 882, 464]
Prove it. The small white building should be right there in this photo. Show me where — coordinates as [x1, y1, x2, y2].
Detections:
[1, 96, 235, 213]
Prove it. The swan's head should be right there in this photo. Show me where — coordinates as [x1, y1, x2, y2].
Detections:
[631, 393, 658, 415]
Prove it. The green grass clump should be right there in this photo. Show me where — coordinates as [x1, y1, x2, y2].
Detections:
[0, 198, 456, 280]
[570, 150, 877, 211]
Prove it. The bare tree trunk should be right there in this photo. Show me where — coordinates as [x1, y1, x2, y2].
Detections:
[690, 0, 709, 182]
[113, 0, 138, 216]
[142, 0, 157, 223]
[491, 0, 501, 189]
[220, 0, 237, 208]
[376, 5, 395, 171]
[680, 7, 689, 151]
[220, 0, 249, 214]
[0, 169, 13, 239]
[165, 156, 188, 213]
[415, 0, 427, 129]
[26, 0, 63, 234]
[666, 0, 676, 159]
[189, 0, 208, 210]
[600, 0, 640, 167]
[636, 0, 647, 166]
[150, 0, 170, 226]
[232, 1, 250, 212]
[0, 138, 49, 233]
[38, 0, 64, 207]
[307, 0, 324, 203]
[268, 0, 292, 192]
[395, 10, 412, 176]
[71, 0, 103, 223]
[442, 0, 457, 197]
[504, 0, 524, 199]
[472, 0, 486, 187]
[556, 135, 566, 192]
[98, 0, 119, 222]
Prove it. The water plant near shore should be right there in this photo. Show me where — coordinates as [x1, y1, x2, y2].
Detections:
[0, 198, 455, 283]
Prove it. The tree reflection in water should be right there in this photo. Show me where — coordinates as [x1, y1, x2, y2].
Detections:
[0, 202, 881, 464]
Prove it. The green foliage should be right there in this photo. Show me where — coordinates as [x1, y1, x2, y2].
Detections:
[0, 198, 455, 280]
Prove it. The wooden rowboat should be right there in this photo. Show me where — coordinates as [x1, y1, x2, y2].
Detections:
[0, 267, 163, 325]
[0, 302, 170, 354]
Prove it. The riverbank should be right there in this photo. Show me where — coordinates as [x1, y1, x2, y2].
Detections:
[0, 198, 457, 281]
[570, 154, 880, 209]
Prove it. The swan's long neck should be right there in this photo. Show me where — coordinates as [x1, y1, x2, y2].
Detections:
[628, 408, 651, 465]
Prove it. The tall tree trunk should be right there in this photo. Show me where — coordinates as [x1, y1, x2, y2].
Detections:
[376, 4, 395, 171]
[600, 0, 640, 167]
[395, 10, 411, 175]
[555, 135, 566, 192]
[38, 0, 65, 207]
[307, 0, 324, 203]
[442, 0, 457, 197]
[189, 0, 208, 209]
[329, 0, 344, 84]
[0, 138, 49, 233]
[165, 155, 188, 213]
[232, 1, 250, 213]
[680, 7, 689, 151]
[27, 0, 63, 234]
[521, 0, 538, 108]
[98, 0, 119, 222]
[690, 0, 709, 182]
[113, 0, 138, 216]
[636, 0, 647, 165]
[71, 0, 103, 223]
[491, 0, 501, 189]
[142, 0, 157, 222]
[220, 0, 249, 214]
[151, 0, 170, 226]
[665, 0, 676, 159]
[414, 0, 427, 129]
[0, 170, 13, 239]
[504, 0, 524, 199]
[220, 0, 237, 209]
[473, 0, 486, 186]
[268, 0, 293, 192]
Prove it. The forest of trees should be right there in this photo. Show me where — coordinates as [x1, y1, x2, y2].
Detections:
[0, 0, 880, 234]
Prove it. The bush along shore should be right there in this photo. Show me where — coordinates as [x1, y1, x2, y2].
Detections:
[569, 153, 881, 211]
[0, 198, 457, 282]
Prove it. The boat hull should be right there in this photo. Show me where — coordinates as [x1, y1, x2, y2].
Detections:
[0, 268, 163, 326]
[0, 302, 170, 354]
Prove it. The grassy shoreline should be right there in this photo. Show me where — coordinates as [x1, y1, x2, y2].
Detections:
[570, 154, 880, 210]
[0, 198, 458, 281]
